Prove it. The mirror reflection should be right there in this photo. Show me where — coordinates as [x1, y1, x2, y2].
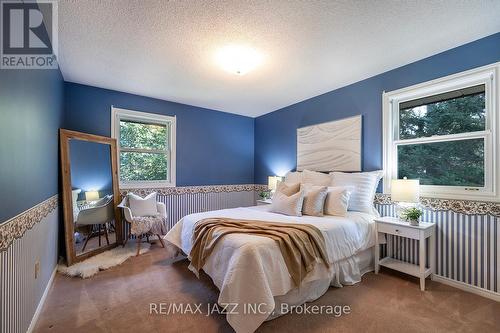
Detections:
[69, 139, 117, 255]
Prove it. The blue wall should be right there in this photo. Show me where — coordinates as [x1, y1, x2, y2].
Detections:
[63, 83, 255, 186]
[0, 69, 64, 223]
[254, 32, 500, 185]
[69, 139, 113, 200]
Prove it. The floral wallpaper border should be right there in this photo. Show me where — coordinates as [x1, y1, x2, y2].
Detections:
[0, 195, 59, 251]
[120, 184, 266, 197]
[374, 193, 500, 217]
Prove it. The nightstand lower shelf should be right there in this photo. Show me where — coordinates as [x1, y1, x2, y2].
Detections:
[378, 257, 432, 279]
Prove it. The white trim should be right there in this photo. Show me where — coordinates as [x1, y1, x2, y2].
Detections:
[383, 62, 500, 202]
[111, 106, 176, 188]
[27, 267, 57, 333]
[431, 274, 500, 302]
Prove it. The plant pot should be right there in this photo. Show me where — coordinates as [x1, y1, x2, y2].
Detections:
[409, 219, 420, 226]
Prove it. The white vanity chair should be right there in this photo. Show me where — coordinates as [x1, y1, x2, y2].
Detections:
[118, 196, 167, 255]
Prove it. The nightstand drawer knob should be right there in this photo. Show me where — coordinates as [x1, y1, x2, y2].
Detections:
[395, 229, 399, 233]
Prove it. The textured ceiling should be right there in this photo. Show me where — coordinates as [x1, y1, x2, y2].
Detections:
[58, 0, 500, 117]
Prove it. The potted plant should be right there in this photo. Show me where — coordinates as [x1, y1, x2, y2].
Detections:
[258, 191, 271, 200]
[401, 207, 423, 226]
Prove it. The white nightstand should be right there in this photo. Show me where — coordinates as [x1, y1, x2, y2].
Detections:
[256, 199, 272, 206]
[374, 216, 436, 291]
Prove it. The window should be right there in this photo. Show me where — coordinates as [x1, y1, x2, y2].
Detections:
[383, 63, 499, 201]
[111, 107, 176, 188]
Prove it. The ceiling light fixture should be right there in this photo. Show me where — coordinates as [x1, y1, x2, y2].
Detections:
[215, 45, 263, 76]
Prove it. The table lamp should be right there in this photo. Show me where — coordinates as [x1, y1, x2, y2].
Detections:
[268, 176, 283, 196]
[391, 177, 419, 219]
[85, 190, 99, 202]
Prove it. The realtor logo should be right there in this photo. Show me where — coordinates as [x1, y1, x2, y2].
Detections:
[1, 0, 58, 69]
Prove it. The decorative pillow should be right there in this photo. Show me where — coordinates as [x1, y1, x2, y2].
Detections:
[330, 170, 383, 215]
[324, 186, 353, 216]
[284, 171, 302, 184]
[302, 169, 332, 186]
[270, 190, 305, 216]
[275, 182, 300, 196]
[128, 192, 159, 217]
[300, 184, 328, 216]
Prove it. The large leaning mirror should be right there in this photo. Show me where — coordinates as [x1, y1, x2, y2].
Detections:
[60, 129, 122, 266]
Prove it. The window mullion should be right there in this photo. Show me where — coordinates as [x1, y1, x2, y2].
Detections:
[394, 130, 489, 146]
[120, 147, 168, 154]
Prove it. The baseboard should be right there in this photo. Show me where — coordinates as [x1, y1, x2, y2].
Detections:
[431, 274, 500, 302]
[26, 267, 57, 333]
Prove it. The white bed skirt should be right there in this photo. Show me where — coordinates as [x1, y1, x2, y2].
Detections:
[268, 246, 374, 320]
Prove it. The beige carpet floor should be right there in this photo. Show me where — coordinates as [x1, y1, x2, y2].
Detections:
[34, 244, 500, 333]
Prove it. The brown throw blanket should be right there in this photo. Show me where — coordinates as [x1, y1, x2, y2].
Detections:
[189, 218, 330, 287]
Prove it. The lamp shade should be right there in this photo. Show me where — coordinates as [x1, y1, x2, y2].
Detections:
[268, 176, 283, 191]
[391, 178, 420, 203]
[85, 191, 99, 201]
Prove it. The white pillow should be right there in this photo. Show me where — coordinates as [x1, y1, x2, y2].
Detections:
[330, 170, 383, 215]
[128, 192, 159, 217]
[324, 186, 353, 216]
[302, 169, 332, 186]
[284, 171, 302, 184]
[270, 190, 305, 216]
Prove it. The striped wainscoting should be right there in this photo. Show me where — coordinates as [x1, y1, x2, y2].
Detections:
[0, 196, 59, 333]
[375, 199, 499, 297]
[158, 190, 257, 230]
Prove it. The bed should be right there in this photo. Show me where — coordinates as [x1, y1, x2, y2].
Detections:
[165, 204, 377, 333]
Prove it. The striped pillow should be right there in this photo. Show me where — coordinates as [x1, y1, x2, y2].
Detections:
[300, 184, 328, 216]
[330, 171, 383, 215]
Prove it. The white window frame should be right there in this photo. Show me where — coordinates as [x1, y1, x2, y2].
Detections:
[383, 62, 499, 202]
[111, 106, 176, 189]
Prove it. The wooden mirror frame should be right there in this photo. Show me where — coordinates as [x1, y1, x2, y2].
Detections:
[60, 129, 123, 266]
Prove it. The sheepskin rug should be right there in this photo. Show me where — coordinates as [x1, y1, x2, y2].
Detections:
[58, 242, 151, 278]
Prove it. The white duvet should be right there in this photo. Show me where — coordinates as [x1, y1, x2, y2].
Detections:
[165, 205, 376, 333]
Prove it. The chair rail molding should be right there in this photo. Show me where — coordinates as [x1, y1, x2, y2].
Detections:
[0, 195, 59, 251]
